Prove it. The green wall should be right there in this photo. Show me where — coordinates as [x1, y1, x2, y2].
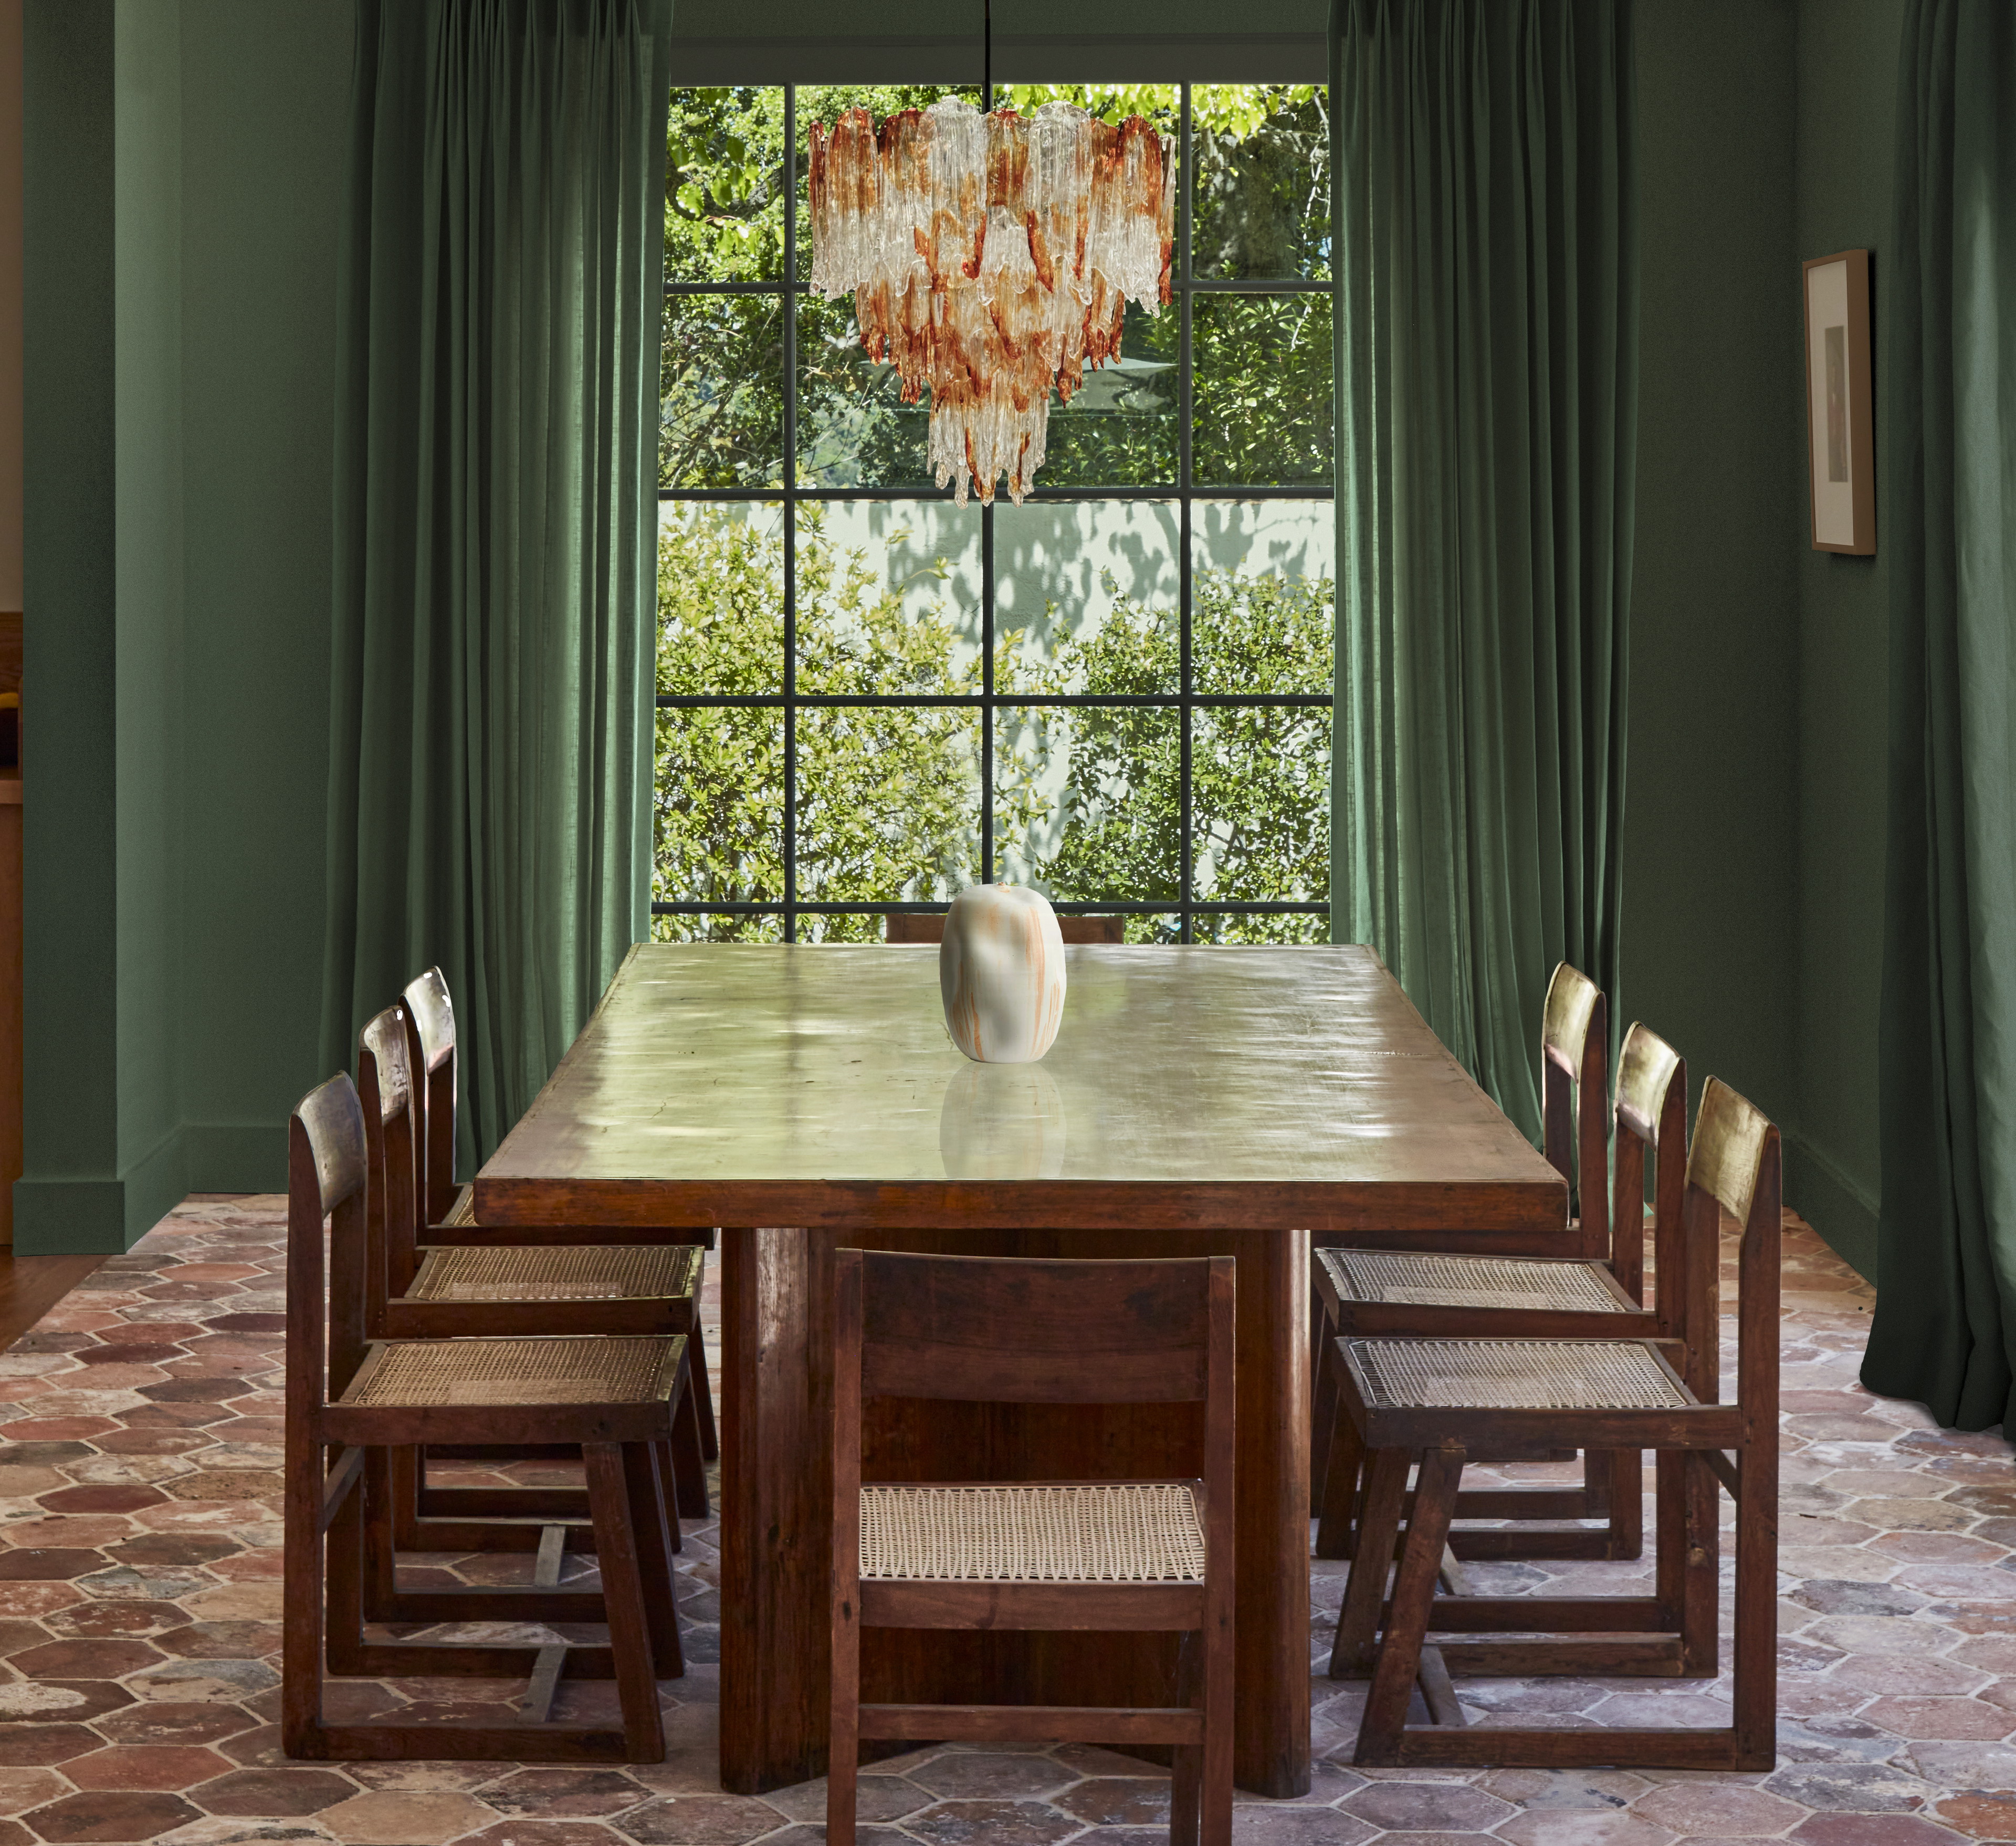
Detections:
[177, 0, 351, 1188]
[17, 0, 348, 1250]
[1628, 0, 1903, 1281]
[1787, 0, 1902, 1279]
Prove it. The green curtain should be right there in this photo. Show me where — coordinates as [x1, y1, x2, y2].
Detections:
[1863, 0, 2016, 1438]
[319, 0, 671, 1174]
[1330, 0, 1637, 1143]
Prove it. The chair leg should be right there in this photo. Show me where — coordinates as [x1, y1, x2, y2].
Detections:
[1314, 1341, 1363, 1561]
[1200, 1560, 1234, 1846]
[583, 1443, 666, 1764]
[1603, 1448, 1643, 1560]
[1330, 1443, 1408, 1677]
[688, 1324, 719, 1464]
[1677, 1449, 1719, 1676]
[283, 1440, 331, 1757]
[668, 1376, 711, 1520]
[1357, 1443, 1463, 1764]
[1309, 1287, 1337, 1505]
[828, 1575, 861, 1846]
[1170, 1631, 1201, 1846]
[623, 1441, 686, 1681]
[1731, 1442, 1776, 1770]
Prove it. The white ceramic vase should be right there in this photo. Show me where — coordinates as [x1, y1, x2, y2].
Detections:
[939, 885, 1066, 1064]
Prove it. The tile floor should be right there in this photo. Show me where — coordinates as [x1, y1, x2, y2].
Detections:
[0, 1200, 2008, 1844]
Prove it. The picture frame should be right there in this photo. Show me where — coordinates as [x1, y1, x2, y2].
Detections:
[1802, 249, 1875, 554]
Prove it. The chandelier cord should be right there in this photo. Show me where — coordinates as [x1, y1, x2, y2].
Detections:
[982, 0, 991, 109]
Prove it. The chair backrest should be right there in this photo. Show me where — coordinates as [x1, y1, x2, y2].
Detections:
[1541, 962, 1610, 1261]
[358, 1004, 420, 1316]
[402, 968, 458, 1226]
[1609, 1022, 1686, 1330]
[287, 1074, 370, 1424]
[832, 1249, 1235, 1603]
[887, 913, 1125, 945]
[1683, 1076, 1781, 1419]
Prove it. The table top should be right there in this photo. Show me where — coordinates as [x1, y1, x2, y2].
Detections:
[475, 942, 1566, 1234]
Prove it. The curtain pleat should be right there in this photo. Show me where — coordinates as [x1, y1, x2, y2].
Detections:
[1863, 0, 2016, 1438]
[321, 0, 671, 1174]
[1330, 0, 1636, 1144]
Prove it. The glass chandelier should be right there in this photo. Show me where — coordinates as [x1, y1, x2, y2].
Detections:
[807, 97, 1175, 507]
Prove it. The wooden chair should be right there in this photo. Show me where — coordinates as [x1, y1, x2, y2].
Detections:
[403, 967, 713, 1254]
[355, 1006, 711, 1569]
[1312, 964, 1631, 1565]
[1312, 1022, 1686, 1567]
[830, 1251, 1235, 1846]
[1328, 1076, 1778, 1770]
[886, 911, 1126, 943]
[400, 968, 718, 1510]
[282, 1074, 690, 1763]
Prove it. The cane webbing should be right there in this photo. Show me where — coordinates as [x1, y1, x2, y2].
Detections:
[859, 1483, 1205, 1583]
[410, 1245, 701, 1304]
[1320, 1249, 1624, 1314]
[1347, 1338, 1689, 1411]
[343, 1336, 684, 1408]
[440, 1185, 477, 1228]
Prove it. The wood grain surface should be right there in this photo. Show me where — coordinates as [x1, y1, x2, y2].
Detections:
[476, 944, 1563, 1235]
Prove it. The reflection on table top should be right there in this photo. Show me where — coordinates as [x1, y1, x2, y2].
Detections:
[476, 944, 1566, 1235]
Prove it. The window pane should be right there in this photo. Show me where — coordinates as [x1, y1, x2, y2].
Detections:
[1191, 293, 1333, 486]
[796, 707, 981, 912]
[796, 501, 982, 697]
[1191, 705, 1330, 907]
[994, 500, 1179, 696]
[797, 294, 934, 491]
[653, 706, 785, 920]
[1191, 501, 1334, 696]
[666, 87, 787, 284]
[1037, 302, 1180, 490]
[995, 704, 1179, 903]
[1191, 910, 1329, 945]
[654, 910, 786, 944]
[1191, 85, 1331, 282]
[661, 293, 784, 488]
[659, 503, 784, 695]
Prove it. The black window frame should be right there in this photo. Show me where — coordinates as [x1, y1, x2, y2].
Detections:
[655, 80, 1335, 943]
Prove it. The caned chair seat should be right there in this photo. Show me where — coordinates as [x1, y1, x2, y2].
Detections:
[859, 1483, 1206, 1585]
[440, 1183, 476, 1228]
[342, 1335, 686, 1409]
[1319, 1249, 1629, 1315]
[410, 1244, 703, 1305]
[1345, 1338, 1692, 1412]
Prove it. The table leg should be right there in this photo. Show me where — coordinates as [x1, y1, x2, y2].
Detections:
[719, 1226, 828, 1794]
[1234, 1224, 1311, 1798]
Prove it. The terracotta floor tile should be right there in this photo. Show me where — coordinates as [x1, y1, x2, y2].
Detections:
[0, 1201, 2008, 1846]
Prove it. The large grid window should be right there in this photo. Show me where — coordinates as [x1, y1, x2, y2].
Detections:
[656, 82, 1333, 942]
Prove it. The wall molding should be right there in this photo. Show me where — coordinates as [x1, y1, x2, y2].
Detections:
[1784, 1127, 1877, 1283]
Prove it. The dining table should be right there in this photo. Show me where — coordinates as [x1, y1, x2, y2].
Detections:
[475, 941, 1570, 1798]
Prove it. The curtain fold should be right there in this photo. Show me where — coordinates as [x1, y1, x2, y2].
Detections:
[1330, 0, 1637, 1142]
[1863, 0, 2016, 1438]
[320, 0, 671, 1173]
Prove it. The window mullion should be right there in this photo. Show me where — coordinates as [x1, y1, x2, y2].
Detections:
[782, 85, 799, 942]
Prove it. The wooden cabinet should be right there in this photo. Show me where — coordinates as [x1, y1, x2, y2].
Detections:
[1, 611, 17, 1247]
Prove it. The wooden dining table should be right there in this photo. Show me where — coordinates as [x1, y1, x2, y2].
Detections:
[475, 941, 1569, 1798]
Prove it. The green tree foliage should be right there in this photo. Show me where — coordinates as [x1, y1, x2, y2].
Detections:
[656, 510, 1331, 943]
[656, 83, 1335, 939]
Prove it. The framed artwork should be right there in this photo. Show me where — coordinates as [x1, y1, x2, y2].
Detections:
[1803, 249, 1875, 554]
